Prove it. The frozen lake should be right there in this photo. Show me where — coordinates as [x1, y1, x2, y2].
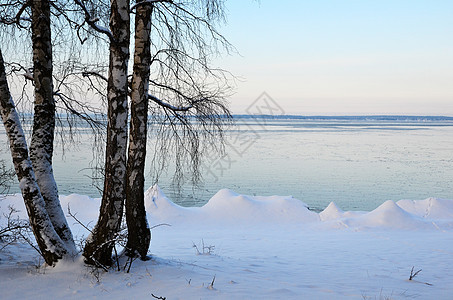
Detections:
[2, 115, 453, 211]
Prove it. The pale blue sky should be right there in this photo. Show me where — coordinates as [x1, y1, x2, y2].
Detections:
[218, 0, 453, 115]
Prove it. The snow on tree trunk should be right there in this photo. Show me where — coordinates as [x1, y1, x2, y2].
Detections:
[0, 49, 69, 266]
[29, 0, 75, 251]
[125, 2, 153, 259]
[83, 0, 130, 267]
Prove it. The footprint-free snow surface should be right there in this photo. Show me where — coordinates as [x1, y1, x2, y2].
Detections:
[1, 186, 452, 299]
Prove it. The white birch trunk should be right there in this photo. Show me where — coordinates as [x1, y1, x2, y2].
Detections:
[125, 1, 153, 259]
[83, 0, 130, 267]
[0, 49, 69, 266]
[29, 0, 75, 251]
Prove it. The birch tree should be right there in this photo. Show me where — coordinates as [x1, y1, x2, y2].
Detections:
[0, 0, 76, 263]
[78, 0, 233, 263]
[125, 0, 153, 259]
[2, 0, 233, 267]
[81, 0, 131, 267]
[0, 49, 72, 265]
[29, 0, 75, 249]
[124, 0, 232, 259]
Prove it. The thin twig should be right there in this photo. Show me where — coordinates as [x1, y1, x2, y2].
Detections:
[150, 223, 171, 229]
[151, 294, 166, 300]
[409, 266, 422, 280]
[208, 275, 216, 290]
[67, 205, 93, 233]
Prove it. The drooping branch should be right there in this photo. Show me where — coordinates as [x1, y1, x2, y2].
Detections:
[82, 70, 108, 83]
[0, 0, 31, 28]
[4, 61, 33, 81]
[148, 93, 193, 112]
[54, 91, 104, 130]
[73, 0, 114, 43]
[130, 0, 173, 11]
[135, 0, 234, 191]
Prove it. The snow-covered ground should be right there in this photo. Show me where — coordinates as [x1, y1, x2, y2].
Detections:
[1, 186, 453, 299]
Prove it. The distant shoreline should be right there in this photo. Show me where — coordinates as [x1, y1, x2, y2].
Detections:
[232, 114, 453, 121]
[11, 113, 453, 121]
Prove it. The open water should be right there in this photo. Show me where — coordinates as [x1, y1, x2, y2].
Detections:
[2, 115, 453, 211]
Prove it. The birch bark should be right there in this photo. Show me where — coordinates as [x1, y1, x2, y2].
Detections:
[0, 49, 69, 266]
[29, 0, 75, 250]
[83, 0, 130, 267]
[125, 1, 153, 259]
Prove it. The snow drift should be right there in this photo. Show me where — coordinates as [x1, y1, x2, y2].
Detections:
[1, 187, 453, 299]
[2, 186, 452, 232]
[141, 186, 453, 231]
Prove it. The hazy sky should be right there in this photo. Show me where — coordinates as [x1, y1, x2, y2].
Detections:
[218, 0, 453, 115]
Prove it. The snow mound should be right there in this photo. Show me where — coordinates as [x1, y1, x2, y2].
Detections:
[142, 187, 453, 230]
[144, 185, 200, 224]
[397, 198, 453, 219]
[344, 200, 432, 230]
[2, 188, 453, 232]
[319, 202, 344, 221]
[144, 185, 181, 213]
[201, 189, 319, 224]
[144, 187, 319, 226]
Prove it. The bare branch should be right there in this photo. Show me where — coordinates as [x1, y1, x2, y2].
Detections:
[0, 0, 31, 28]
[67, 205, 93, 234]
[151, 294, 166, 300]
[409, 266, 423, 280]
[130, 0, 173, 11]
[73, 0, 115, 42]
[82, 71, 108, 83]
[148, 93, 193, 112]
